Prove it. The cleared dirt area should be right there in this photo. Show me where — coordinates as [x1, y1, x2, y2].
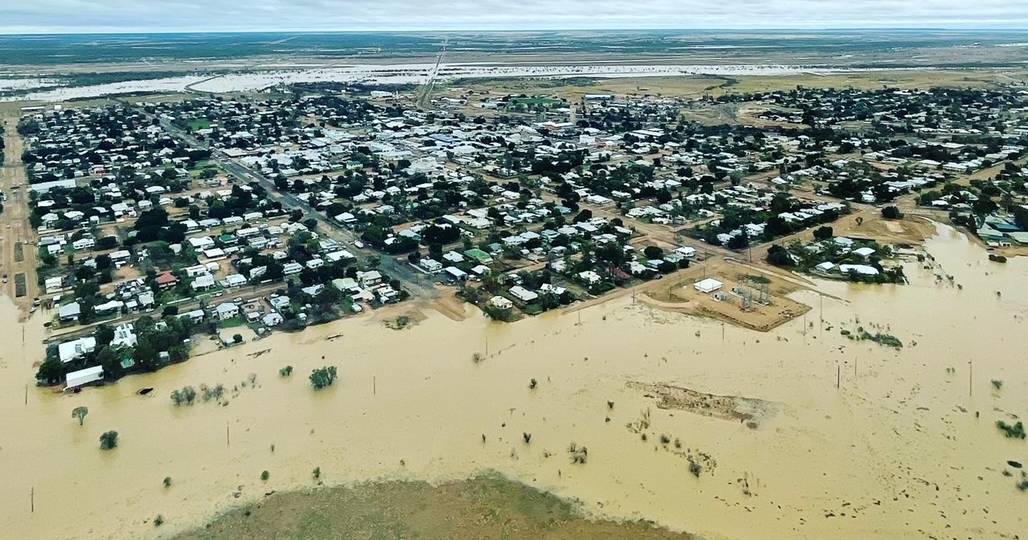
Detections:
[174, 474, 692, 540]
[640, 258, 812, 332]
[627, 381, 778, 427]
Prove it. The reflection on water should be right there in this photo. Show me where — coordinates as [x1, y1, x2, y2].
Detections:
[1, 223, 1025, 539]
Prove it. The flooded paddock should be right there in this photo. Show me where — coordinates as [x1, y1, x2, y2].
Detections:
[0, 223, 1026, 539]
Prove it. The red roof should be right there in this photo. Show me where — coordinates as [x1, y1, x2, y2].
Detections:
[155, 272, 179, 285]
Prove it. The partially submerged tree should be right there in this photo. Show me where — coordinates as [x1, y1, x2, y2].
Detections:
[72, 406, 89, 426]
[309, 366, 338, 390]
[99, 430, 119, 450]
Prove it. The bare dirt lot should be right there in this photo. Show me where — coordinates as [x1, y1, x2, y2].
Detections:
[174, 474, 692, 540]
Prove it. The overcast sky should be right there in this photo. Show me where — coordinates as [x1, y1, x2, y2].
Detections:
[2, 0, 1028, 34]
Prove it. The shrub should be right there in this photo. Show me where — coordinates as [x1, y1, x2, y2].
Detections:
[881, 206, 903, 219]
[997, 420, 1026, 439]
[99, 430, 119, 450]
[309, 366, 338, 390]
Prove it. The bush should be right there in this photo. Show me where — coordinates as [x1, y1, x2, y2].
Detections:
[99, 430, 119, 450]
[309, 366, 338, 390]
[881, 206, 903, 220]
[813, 226, 833, 240]
[260, 470, 270, 481]
[279, 365, 293, 377]
[997, 420, 1026, 439]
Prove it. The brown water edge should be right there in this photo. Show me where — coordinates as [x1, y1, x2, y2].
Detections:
[173, 472, 694, 540]
[1, 222, 1026, 540]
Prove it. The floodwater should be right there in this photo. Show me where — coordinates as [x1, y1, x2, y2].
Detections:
[1, 223, 1025, 540]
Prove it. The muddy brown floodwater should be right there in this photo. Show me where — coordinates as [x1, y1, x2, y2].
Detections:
[1, 223, 1026, 540]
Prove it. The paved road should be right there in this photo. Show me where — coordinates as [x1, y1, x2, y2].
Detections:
[143, 111, 436, 298]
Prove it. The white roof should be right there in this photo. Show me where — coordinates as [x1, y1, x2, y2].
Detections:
[58, 337, 97, 363]
[839, 264, 879, 275]
[694, 278, 724, 293]
[66, 365, 104, 389]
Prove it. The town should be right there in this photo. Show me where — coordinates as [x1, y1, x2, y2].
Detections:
[11, 82, 1028, 390]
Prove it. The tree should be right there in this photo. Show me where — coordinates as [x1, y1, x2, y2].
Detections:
[881, 206, 902, 220]
[309, 366, 338, 390]
[36, 357, 64, 385]
[643, 246, 664, 259]
[99, 430, 119, 450]
[766, 244, 794, 267]
[72, 406, 89, 426]
[813, 226, 833, 240]
[232, 334, 243, 344]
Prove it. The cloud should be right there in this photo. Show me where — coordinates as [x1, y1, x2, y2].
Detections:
[2, 0, 1028, 33]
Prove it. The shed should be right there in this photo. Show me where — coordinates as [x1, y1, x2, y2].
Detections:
[66, 365, 104, 389]
[693, 278, 724, 294]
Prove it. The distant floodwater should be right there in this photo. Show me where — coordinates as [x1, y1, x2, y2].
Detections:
[5, 63, 931, 102]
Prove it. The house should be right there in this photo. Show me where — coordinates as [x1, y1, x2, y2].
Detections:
[58, 302, 81, 322]
[283, 262, 303, 276]
[420, 258, 444, 273]
[72, 237, 95, 251]
[444, 266, 469, 282]
[155, 271, 179, 289]
[694, 278, 723, 294]
[58, 336, 97, 363]
[839, 264, 879, 276]
[110, 323, 137, 348]
[65, 365, 104, 389]
[852, 247, 876, 259]
[180, 309, 205, 324]
[269, 295, 292, 311]
[45, 276, 64, 294]
[489, 296, 514, 310]
[464, 248, 494, 265]
[191, 273, 216, 291]
[815, 261, 836, 273]
[222, 274, 247, 288]
[509, 285, 539, 303]
[95, 300, 124, 316]
[261, 312, 284, 327]
[358, 270, 382, 288]
[215, 302, 240, 321]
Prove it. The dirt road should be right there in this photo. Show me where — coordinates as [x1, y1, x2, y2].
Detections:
[0, 114, 38, 319]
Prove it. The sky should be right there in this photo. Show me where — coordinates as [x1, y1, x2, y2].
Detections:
[1, 0, 1028, 34]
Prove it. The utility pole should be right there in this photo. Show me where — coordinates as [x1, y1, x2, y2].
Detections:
[836, 363, 841, 389]
[373, 376, 377, 396]
[226, 422, 230, 447]
[968, 360, 973, 397]
[30, 487, 34, 513]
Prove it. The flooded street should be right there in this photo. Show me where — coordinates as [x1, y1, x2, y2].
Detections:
[1, 223, 1026, 540]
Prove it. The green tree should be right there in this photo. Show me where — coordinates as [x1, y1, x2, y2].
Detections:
[36, 357, 64, 385]
[99, 430, 119, 450]
[72, 406, 89, 426]
[309, 366, 338, 390]
[813, 226, 834, 240]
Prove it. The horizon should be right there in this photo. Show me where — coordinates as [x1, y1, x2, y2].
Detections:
[3, 0, 1028, 35]
[3, 27, 1028, 37]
